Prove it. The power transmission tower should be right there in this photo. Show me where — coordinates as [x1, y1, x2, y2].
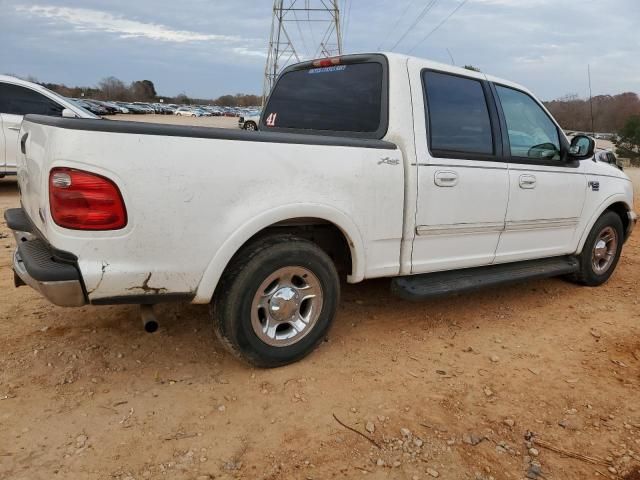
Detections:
[263, 0, 343, 102]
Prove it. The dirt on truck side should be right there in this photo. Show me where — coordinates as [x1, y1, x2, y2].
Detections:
[1, 170, 639, 480]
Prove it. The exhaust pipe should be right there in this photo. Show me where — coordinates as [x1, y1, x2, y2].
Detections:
[140, 305, 159, 333]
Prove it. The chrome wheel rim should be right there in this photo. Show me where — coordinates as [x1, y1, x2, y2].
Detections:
[251, 266, 323, 347]
[246, 123, 256, 131]
[591, 226, 618, 274]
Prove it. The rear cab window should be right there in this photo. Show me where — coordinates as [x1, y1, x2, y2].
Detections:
[261, 54, 388, 139]
[422, 70, 496, 160]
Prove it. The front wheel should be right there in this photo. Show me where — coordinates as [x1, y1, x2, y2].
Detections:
[244, 121, 257, 131]
[573, 211, 624, 286]
[212, 235, 340, 367]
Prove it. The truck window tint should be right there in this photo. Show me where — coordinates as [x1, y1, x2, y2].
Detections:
[263, 62, 382, 133]
[495, 85, 560, 161]
[0, 83, 64, 117]
[423, 71, 493, 155]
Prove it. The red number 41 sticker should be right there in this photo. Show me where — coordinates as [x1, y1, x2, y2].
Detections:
[265, 112, 277, 127]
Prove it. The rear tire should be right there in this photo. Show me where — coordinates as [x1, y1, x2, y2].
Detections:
[573, 211, 623, 286]
[211, 235, 340, 367]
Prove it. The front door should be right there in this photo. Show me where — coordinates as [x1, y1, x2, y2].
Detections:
[492, 84, 587, 262]
[410, 64, 509, 273]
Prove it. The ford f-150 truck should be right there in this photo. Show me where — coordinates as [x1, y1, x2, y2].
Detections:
[5, 53, 636, 367]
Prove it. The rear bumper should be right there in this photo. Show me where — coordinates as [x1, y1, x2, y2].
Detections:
[5, 207, 87, 307]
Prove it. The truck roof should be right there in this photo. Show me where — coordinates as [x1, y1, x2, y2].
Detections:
[380, 52, 535, 98]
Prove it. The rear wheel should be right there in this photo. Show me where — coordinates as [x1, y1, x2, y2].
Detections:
[573, 211, 623, 286]
[212, 235, 339, 367]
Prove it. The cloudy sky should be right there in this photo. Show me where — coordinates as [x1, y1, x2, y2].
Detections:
[1, 0, 638, 100]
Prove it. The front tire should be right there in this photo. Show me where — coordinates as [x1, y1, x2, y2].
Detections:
[212, 235, 340, 367]
[244, 121, 257, 131]
[573, 211, 623, 286]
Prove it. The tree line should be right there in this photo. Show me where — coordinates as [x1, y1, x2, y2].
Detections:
[26, 75, 261, 107]
[543, 92, 640, 134]
[543, 92, 640, 158]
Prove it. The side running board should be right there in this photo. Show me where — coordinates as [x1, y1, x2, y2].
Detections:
[391, 256, 579, 301]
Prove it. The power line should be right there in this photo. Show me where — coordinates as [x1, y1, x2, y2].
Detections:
[377, 0, 418, 51]
[408, 0, 469, 54]
[389, 0, 439, 52]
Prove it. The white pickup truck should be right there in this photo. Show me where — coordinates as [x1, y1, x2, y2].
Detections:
[6, 53, 636, 367]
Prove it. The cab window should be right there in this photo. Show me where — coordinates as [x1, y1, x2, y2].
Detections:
[495, 85, 560, 162]
[422, 71, 495, 158]
[263, 62, 383, 135]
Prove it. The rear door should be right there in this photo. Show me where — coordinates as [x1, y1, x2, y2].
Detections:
[492, 84, 587, 262]
[0, 82, 65, 173]
[410, 63, 509, 272]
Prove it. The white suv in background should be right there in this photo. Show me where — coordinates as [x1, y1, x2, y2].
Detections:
[0, 75, 97, 177]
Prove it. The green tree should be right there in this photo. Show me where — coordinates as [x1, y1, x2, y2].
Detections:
[130, 80, 157, 101]
[618, 115, 640, 154]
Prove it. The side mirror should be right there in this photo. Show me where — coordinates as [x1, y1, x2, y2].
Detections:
[568, 135, 595, 160]
[62, 108, 77, 118]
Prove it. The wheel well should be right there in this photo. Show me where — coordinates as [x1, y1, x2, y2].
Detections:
[239, 219, 353, 277]
[605, 202, 629, 233]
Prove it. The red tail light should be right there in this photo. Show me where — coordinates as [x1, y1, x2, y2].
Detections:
[49, 167, 127, 230]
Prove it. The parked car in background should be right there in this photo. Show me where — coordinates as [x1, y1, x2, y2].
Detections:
[193, 108, 212, 117]
[238, 111, 260, 130]
[7, 53, 636, 368]
[71, 98, 107, 116]
[101, 100, 129, 114]
[116, 102, 145, 114]
[175, 107, 201, 117]
[132, 102, 154, 114]
[84, 99, 117, 115]
[0, 75, 97, 177]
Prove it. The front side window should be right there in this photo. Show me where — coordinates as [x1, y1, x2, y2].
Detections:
[495, 85, 560, 162]
[263, 61, 383, 135]
[423, 71, 494, 157]
[0, 83, 64, 117]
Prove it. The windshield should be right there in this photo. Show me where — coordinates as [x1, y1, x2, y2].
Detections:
[263, 61, 384, 135]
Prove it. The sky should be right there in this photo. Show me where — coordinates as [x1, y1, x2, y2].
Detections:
[1, 0, 638, 101]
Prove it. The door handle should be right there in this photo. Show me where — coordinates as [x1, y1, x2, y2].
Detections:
[519, 174, 536, 189]
[8, 126, 21, 131]
[434, 170, 458, 187]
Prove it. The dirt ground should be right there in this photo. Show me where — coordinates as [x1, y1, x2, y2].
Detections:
[1, 149, 639, 479]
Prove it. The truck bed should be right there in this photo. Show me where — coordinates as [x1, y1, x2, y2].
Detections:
[17, 114, 405, 305]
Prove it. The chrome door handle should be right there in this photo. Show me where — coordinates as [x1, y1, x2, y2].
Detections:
[8, 126, 21, 131]
[519, 174, 536, 189]
[434, 170, 458, 187]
